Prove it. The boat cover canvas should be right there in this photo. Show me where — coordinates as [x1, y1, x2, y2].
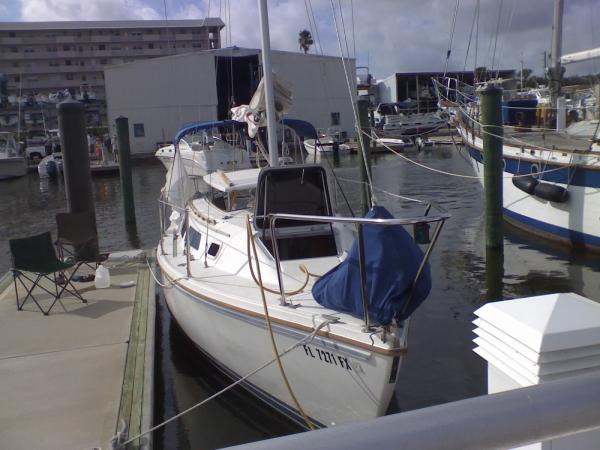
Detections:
[174, 120, 244, 144]
[312, 206, 431, 325]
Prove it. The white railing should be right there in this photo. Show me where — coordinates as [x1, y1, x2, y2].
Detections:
[263, 204, 450, 331]
[227, 371, 600, 450]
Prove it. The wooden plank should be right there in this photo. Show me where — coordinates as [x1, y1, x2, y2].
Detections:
[0, 271, 14, 296]
[116, 268, 143, 435]
[129, 267, 150, 439]
[141, 254, 157, 449]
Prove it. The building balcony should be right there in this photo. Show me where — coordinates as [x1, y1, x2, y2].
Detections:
[8, 78, 106, 90]
[0, 37, 23, 45]
[56, 36, 76, 43]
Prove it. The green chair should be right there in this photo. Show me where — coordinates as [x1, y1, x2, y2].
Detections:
[55, 210, 103, 271]
[9, 231, 86, 315]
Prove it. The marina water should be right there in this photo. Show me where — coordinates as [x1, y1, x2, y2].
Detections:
[1, 148, 599, 449]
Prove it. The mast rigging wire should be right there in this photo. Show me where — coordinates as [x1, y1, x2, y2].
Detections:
[463, 0, 480, 72]
[490, 0, 504, 75]
[443, 0, 461, 77]
[494, 0, 516, 79]
[329, 0, 376, 206]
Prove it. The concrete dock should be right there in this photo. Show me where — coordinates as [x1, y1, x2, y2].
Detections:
[0, 251, 155, 450]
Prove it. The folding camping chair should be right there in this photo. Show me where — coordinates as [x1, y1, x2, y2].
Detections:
[55, 210, 105, 272]
[9, 231, 86, 315]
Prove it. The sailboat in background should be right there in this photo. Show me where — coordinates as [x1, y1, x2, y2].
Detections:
[0, 132, 27, 180]
[156, 0, 450, 428]
[438, 0, 600, 250]
[155, 120, 252, 175]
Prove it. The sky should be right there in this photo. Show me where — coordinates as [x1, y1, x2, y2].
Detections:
[2, 0, 599, 80]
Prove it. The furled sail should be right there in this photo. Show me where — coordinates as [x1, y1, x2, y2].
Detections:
[230, 73, 293, 137]
[164, 142, 194, 210]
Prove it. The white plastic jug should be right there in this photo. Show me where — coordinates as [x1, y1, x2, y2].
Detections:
[94, 264, 111, 289]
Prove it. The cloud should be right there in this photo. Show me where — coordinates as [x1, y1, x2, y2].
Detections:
[12, 0, 600, 77]
[20, 0, 162, 21]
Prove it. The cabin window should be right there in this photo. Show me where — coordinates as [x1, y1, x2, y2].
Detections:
[187, 227, 201, 250]
[207, 243, 220, 257]
[209, 188, 255, 212]
[133, 123, 145, 137]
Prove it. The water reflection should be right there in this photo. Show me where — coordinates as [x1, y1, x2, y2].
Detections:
[3, 149, 600, 450]
[0, 160, 162, 274]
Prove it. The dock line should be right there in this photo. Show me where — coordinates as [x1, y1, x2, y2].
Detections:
[117, 318, 336, 448]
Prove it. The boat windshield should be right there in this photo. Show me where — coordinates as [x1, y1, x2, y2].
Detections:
[0, 134, 18, 156]
[208, 187, 255, 212]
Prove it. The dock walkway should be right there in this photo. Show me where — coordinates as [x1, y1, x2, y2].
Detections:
[0, 251, 155, 450]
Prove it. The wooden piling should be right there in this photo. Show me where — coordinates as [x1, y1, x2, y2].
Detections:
[115, 117, 137, 226]
[357, 99, 372, 215]
[480, 85, 504, 301]
[57, 99, 99, 258]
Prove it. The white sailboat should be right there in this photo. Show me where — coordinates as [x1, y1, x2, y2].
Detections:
[155, 120, 252, 176]
[303, 128, 351, 155]
[0, 132, 27, 180]
[156, 0, 449, 428]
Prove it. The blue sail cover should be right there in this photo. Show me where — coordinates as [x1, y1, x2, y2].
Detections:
[312, 206, 432, 325]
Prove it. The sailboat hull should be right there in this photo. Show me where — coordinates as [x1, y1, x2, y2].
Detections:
[0, 157, 28, 180]
[465, 143, 600, 250]
[159, 266, 402, 428]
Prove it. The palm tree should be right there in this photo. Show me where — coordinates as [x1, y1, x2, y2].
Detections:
[298, 30, 314, 55]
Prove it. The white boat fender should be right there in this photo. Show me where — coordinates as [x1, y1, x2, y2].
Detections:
[119, 280, 136, 288]
[533, 181, 569, 203]
[512, 175, 538, 194]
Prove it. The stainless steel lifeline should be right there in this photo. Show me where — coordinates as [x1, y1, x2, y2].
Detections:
[267, 204, 450, 331]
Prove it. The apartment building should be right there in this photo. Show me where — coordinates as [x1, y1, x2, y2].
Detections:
[0, 19, 224, 136]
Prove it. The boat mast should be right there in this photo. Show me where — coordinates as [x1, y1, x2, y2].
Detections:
[549, 0, 564, 110]
[257, 0, 279, 167]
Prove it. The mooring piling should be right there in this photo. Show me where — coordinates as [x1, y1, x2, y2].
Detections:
[57, 99, 99, 258]
[480, 85, 504, 301]
[115, 116, 137, 226]
[357, 98, 373, 215]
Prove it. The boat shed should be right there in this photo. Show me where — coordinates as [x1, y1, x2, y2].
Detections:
[377, 70, 516, 113]
[104, 47, 356, 155]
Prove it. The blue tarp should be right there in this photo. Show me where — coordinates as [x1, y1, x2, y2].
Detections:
[312, 206, 432, 325]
